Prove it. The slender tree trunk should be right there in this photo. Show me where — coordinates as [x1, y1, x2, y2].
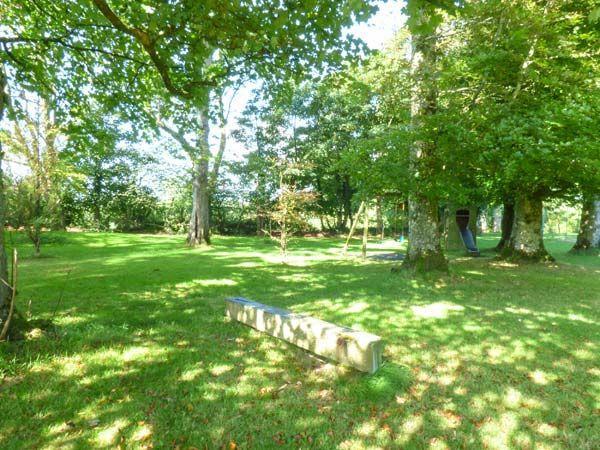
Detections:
[342, 178, 352, 230]
[570, 199, 600, 253]
[32, 174, 42, 255]
[33, 233, 41, 257]
[376, 196, 384, 239]
[362, 205, 369, 259]
[495, 202, 515, 252]
[280, 217, 287, 260]
[0, 66, 11, 330]
[336, 209, 344, 232]
[502, 196, 551, 261]
[92, 167, 102, 230]
[256, 213, 265, 236]
[401, 7, 447, 272]
[187, 101, 211, 246]
[255, 161, 266, 236]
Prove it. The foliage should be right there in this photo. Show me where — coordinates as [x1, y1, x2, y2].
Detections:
[2, 94, 65, 254]
[161, 176, 192, 235]
[271, 161, 318, 258]
[443, 0, 600, 204]
[60, 105, 159, 232]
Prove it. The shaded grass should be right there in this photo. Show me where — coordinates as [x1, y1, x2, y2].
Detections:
[0, 231, 599, 449]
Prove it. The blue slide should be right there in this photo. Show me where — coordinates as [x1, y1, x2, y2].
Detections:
[459, 227, 480, 256]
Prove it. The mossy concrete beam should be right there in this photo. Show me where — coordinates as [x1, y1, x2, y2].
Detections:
[225, 297, 383, 373]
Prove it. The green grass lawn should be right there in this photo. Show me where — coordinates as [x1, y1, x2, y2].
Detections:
[1, 232, 599, 449]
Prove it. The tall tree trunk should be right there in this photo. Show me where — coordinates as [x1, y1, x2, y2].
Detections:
[188, 161, 210, 246]
[91, 166, 102, 230]
[0, 66, 11, 330]
[503, 196, 551, 261]
[495, 202, 514, 252]
[187, 101, 211, 246]
[401, 6, 447, 272]
[571, 199, 600, 253]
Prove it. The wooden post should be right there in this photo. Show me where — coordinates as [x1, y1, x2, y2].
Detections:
[343, 201, 365, 255]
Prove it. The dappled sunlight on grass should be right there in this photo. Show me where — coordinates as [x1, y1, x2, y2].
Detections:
[411, 302, 465, 319]
[0, 232, 598, 448]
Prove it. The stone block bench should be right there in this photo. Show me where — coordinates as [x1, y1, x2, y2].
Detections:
[225, 297, 383, 373]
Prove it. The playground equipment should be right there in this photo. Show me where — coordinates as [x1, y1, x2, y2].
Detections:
[446, 207, 480, 256]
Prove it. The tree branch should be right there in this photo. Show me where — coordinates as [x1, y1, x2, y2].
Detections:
[91, 0, 208, 99]
[142, 107, 195, 157]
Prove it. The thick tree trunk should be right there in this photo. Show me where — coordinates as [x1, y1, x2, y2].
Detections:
[187, 101, 211, 246]
[570, 199, 600, 253]
[0, 67, 11, 330]
[502, 196, 552, 261]
[401, 7, 447, 272]
[188, 160, 210, 246]
[494, 202, 514, 252]
[403, 197, 447, 271]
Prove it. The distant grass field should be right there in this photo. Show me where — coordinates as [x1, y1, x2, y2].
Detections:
[1, 232, 598, 449]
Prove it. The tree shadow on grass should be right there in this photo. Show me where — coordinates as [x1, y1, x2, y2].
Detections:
[1, 233, 598, 448]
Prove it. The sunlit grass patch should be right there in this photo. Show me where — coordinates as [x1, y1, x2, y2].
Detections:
[0, 232, 598, 449]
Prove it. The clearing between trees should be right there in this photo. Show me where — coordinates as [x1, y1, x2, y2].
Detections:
[0, 232, 598, 449]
